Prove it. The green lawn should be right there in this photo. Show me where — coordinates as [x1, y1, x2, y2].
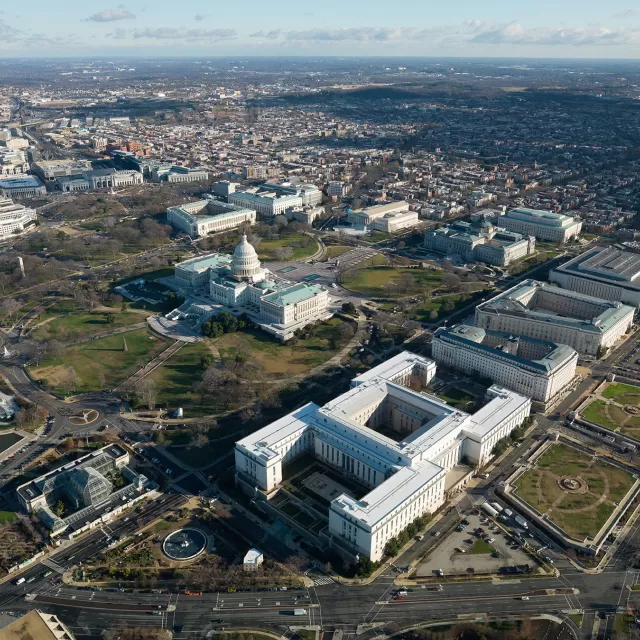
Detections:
[514, 443, 637, 540]
[468, 539, 496, 554]
[341, 266, 443, 299]
[215, 317, 354, 377]
[0, 510, 17, 524]
[147, 341, 223, 417]
[148, 317, 355, 418]
[30, 328, 170, 394]
[602, 382, 640, 404]
[33, 309, 149, 342]
[257, 233, 319, 261]
[324, 245, 352, 259]
[436, 387, 477, 410]
[582, 400, 618, 431]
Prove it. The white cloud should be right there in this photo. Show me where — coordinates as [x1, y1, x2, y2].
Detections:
[614, 8, 640, 17]
[246, 22, 640, 48]
[109, 27, 237, 41]
[85, 9, 136, 23]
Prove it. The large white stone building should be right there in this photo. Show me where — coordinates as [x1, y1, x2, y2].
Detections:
[500, 208, 582, 243]
[424, 219, 535, 267]
[235, 352, 531, 562]
[170, 234, 331, 341]
[0, 175, 46, 199]
[432, 325, 577, 407]
[0, 195, 37, 238]
[229, 190, 303, 217]
[475, 280, 635, 356]
[167, 199, 256, 237]
[550, 245, 640, 308]
[347, 201, 421, 233]
[56, 168, 143, 192]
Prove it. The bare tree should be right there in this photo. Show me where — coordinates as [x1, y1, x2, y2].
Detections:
[46, 339, 65, 361]
[135, 378, 158, 410]
[1, 298, 21, 320]
[274, 246, 294, 261]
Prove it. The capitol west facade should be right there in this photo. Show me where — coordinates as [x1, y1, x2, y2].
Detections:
[169, 234, 331, 342]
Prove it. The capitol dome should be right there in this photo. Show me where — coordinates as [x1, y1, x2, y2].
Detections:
[231, 234, 262, 279]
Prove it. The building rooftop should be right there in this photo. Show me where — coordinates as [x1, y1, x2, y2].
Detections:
[554, 245, 640, 285]
[262, 282, 325, 307]
[175, 253, 233, 273]
[504, 207, 580, 228]
[476, 279, 634, 334]
[434, 324, 577, 374]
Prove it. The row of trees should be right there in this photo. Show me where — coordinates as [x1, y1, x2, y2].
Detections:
[201, 312, 255, 339]
[491, 417, 534, 457]
[384, 513, 433, 557]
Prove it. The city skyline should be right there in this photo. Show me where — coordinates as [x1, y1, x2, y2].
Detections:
[2, 1, 640, 58]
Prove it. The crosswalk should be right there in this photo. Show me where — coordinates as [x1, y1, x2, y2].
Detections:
[41, 558, 65, 574]
[312, 576, 334, 586]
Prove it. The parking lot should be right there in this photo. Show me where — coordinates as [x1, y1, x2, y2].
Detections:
[416, 513, 537, 577]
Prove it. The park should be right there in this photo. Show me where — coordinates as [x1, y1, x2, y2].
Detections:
[512, 442, 637, 541]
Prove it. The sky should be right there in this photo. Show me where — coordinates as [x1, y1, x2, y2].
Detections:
[2, 1, 640, 58]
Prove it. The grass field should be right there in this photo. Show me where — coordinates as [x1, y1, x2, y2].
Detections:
[215, 317, 354, 377]
[147, 341, 223, 417]
[257, 233, 319, 261]
[583, 384, 640, 436]
[33, 308, 149, 342]
[582, 400, 618, 431]
[436, 387, 478, 410]
[468, 539, 496, 555]
[0, 510, 17, 524]
[30, 328, 170, 394]
[148, 317, 355, 417]
[513, 443, 636, 540]
[341, 266, 443, 299]
[324, 245, 352, 259]
[602, 382, 640, 404]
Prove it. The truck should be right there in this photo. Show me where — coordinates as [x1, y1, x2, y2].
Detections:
[504, 509, 513, 518]
[293, 609, 307, 616]
[514, 515, 528, 529]
[14, 577, 25, 585]
[481, 503, 499, 518]
[490, 502, 503, 513]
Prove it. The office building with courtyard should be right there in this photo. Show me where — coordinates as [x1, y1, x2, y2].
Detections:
[229, 189, 302, 217]
[167, 199, 256, 237]
[500, 208, 582, 243]
[235, 352, 531, 562]
[166, 234, 331, 341]
[550, 245, 640, 308]
[424, 219, 535, 266]
[475, 280, 635, 356]
[432, 325, 577, 408]
[0, 195, 37, 238]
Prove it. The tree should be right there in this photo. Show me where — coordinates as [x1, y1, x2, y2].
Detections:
[46, 339, 65, 361]
[441, 299, 455, 313]
[60, 367, 80, 395]
[341, 301, 357, 315]
[54, 500, 65, 517]
[442, 272, 461, 292]
[1, 298, 20, 320]
[135, 378, 157, 410]
[274, 247, 294, 261]
[428, 309, 438, 321]
[338, 321, 357, 343]
[190, 433, 209, 450]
